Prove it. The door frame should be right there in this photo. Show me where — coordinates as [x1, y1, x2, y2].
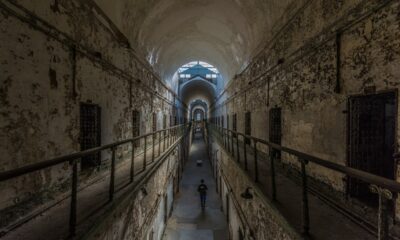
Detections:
[346, 89, 398, 204]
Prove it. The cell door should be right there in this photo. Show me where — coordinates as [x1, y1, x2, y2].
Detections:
[80, 103, 101, 169]
[347, 92, 396, 205]
[152, 113, 157, 132]
[132, 110, 141, 147]
[233, 113, 237, 137]
[269, 108, 282, 159]
[245, 112, 251, 144]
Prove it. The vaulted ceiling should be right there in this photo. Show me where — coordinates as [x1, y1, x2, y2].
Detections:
[95, 0, 294, 86]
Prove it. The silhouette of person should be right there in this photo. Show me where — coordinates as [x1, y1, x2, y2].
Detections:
[197, 179, 208, 209]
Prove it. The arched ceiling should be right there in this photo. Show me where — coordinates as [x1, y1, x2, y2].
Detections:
[95, 0, 294, 84]
[180, 79, 215, 105]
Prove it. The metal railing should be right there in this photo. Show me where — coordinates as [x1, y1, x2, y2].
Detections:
[0, 123, 190, 237]
[208, 123, 400, 240]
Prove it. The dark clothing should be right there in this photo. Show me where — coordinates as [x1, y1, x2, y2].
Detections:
[200, 195, 206, 207]
[198, 183, 208, 196]
[198, 183, 208, 208]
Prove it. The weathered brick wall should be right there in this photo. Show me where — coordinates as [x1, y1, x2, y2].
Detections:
[212, 0, 400, 218]
[0, 0, 181, 224]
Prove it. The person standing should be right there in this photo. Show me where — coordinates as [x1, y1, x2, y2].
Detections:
[197, 179, 208, 209]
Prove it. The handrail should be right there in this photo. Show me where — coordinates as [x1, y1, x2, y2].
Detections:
[0, 123, 190, 237]
[0, 124, 187, 182]
[210, 124, 400, 193]
[208, 123, 398, 239]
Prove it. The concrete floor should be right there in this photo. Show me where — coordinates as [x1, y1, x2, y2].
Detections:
[163, 133, 228, 240]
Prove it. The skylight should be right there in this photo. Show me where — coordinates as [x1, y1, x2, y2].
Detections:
[178, 61, 219, 74]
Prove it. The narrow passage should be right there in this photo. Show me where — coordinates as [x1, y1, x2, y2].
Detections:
[163, 132, 228, 240]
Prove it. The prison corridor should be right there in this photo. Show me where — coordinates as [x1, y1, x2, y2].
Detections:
[163, 132, 228, 240]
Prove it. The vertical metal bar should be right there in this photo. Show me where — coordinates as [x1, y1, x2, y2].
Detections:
[228, 131, 231, 153]
[270, 150, 277, 201]
[243, 135, 248, 171]
[300, 158, 310, 236]
[163, 130, 166, 152]
[109, 147, 116, 202]
[69, 159, 78, 237]
[167, 129, 170, 147]
[231, 131, 234, 156]
[254, 140, 258, 182]
[158, 131, 161, 156]
[224, 129, 227, 148]
[143, 136, 147, 170]
[130, 140, 135, 182]
[370, 185, 392, 240]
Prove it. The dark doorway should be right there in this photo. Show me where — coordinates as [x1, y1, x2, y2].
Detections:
[80, 103, 101, 169]
[347, 91, 397, 206]
[233, 113, 237, 137]
[269, 107, 282, 160]
[245, 112, 251, 144]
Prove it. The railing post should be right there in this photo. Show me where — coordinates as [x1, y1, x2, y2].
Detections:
[370, 184, 393, 240]
[299, 158, 310, 237]
[231, 131, 234, 156]
[69, 159, 78, 237]
[228, 131, 231, 153]
[130, 140, 135, 182]
[109, 147, 116, 202]
[253, 139, 258, 182]
[168, 129, 171, 147]
[224, 129, 227, 148]
[243, 135, 248, 171]
[270, 150, 277, 201]
[143, 135, 147, 170]
[158, 131, 161, 156]
[163, 130, 166, 152]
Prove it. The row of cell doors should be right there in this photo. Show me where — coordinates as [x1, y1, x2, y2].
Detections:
[243, 91, 397, 206]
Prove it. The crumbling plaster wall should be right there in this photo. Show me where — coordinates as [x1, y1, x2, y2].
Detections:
[0, 0, 181, 220]
[212, 0, 400, 215]
[211, 140, 300, 240]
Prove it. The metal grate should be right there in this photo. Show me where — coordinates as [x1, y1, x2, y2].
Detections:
[245, 112, 251, 144]
[347, 92, 396, 206]
[132, 110, 140, 147]
[269, 107, 282, 159]
[80, 103, 101, 169]
[152, 113, 157, 132]
[233, 113, 237, 137]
